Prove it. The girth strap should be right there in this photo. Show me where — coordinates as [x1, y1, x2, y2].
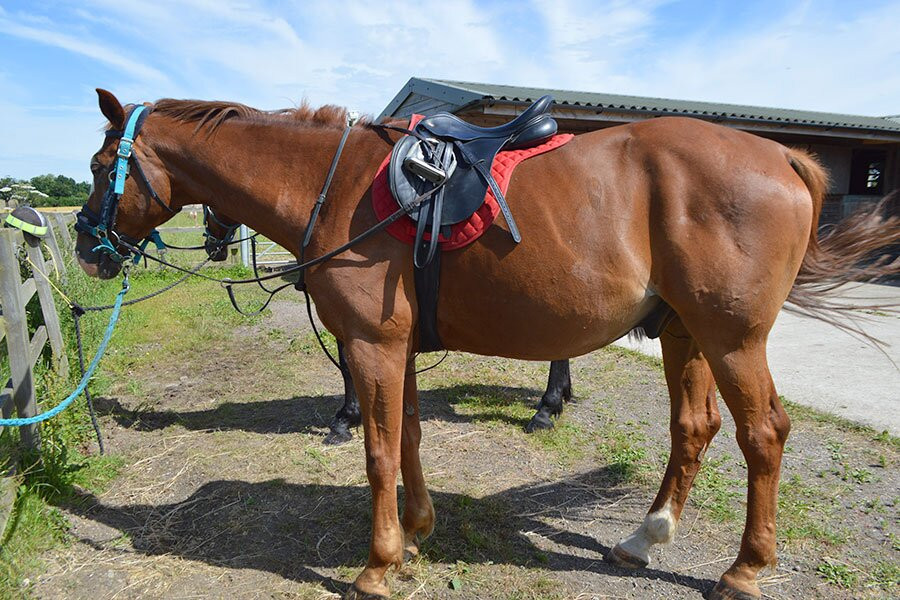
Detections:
[414, 250, 443, 351]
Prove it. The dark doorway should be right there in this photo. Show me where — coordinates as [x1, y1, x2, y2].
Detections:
[849, 149, 887, 195]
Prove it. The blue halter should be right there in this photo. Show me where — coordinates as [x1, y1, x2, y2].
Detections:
[75, 104, 175, 263]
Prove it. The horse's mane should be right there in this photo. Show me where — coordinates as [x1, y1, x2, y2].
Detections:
[150, 98, 368, 133]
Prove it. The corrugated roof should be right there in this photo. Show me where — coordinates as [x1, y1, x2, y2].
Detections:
[411, 78, 900, 133]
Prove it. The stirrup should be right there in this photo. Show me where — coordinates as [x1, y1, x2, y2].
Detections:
[404, 155, 447, 184]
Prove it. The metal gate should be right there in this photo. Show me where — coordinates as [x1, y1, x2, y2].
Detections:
[238, 225, 294, 269]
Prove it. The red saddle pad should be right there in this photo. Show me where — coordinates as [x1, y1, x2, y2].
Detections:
[372, 114, 574, 251]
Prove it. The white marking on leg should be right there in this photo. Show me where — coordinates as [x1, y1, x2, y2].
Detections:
[616, 501, 678, 565]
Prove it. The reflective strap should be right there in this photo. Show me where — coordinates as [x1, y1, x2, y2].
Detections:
[5, 213, 48, 236]
[132, 230, 167, 264]
[113, 105, 147, 195]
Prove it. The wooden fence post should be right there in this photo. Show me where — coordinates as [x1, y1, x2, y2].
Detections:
[50, 212, 74, 251]
[0, 229, 40, 450]
[24, 236, 69, 380]
[41, 221, 67, 284]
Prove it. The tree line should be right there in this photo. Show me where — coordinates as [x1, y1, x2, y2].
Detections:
[1, 174, 90, 207]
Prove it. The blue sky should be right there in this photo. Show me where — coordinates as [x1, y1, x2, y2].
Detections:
[1, 0, 898, 180]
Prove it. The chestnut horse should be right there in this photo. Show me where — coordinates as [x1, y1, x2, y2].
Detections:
[76, 89, 899, 599]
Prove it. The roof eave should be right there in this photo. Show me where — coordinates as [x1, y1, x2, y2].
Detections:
[477, 98, 900, 141]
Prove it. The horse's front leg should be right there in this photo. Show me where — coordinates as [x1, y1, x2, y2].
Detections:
[343, 337, 408, 599]
[525, 359, 572, 432]
[399, 364, 434, 561]
[324, 341, 361, 445]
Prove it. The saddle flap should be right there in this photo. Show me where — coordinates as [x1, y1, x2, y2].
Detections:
[388, 136, 457, 222]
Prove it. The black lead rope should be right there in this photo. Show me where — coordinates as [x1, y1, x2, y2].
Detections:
[119, 172, 446, 316]
[303, 288, 342, 370]
[159, 231, 259, 251]
[72, 311, 104, 455]
[68, 258, 211, 454]
[223, 237, 295, 317]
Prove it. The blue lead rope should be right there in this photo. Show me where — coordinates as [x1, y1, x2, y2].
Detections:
[0, 276, 130, 427]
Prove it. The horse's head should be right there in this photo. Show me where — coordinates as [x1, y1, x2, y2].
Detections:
[76, 89, 177, 278]
[202, 206, 240, 262]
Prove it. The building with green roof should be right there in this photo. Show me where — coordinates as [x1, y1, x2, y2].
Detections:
[380, 78, 899, 223]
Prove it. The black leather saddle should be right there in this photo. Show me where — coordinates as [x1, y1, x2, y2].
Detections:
[389, 95, 557, 267]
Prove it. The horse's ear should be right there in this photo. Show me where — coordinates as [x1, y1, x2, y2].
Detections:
[96, 88, 125, 129]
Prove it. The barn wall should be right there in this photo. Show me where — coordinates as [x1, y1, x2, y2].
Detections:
[885, 148, 900, 196]
[809, 145, 852, 195]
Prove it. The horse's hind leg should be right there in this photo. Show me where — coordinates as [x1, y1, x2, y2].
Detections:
[525, 359, 572, 432]
[399, 367, 434, 561]
[324, 341, 361, 445]
[699, 338, 790, 600]
[607, 317, 721, 568]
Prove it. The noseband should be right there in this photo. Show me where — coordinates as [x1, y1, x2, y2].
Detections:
[75, 104, 176, 263]
[202, 205, 240, 251]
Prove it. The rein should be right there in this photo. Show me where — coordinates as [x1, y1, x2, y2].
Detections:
[156, 207, 260, 252]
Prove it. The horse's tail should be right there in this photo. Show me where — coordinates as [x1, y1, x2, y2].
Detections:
[785, 148, 900, 346]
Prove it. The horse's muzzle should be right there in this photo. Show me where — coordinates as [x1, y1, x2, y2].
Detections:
[76, 233, 123, 279]
[205, 240, 229, 262]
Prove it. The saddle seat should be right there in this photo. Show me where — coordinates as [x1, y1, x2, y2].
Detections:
[388, 95, 558, 268]
[417, 94, 556, 148]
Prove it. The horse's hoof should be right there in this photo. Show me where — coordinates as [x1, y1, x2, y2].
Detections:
[402, 530, 423, 563]
[525, 412, 554, 433]
[343, 583, 388, 600]
[705, 580, 760, 600]
[324, 427, 353, 445]
[604, 544, 649, 570]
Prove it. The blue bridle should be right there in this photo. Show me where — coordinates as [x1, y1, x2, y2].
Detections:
[75, 104, 176, 263]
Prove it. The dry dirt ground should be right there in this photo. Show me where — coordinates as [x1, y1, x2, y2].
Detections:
[26, 299, 899, 599]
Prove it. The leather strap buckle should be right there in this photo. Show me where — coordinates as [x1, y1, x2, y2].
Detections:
[117, 137, 134, 159]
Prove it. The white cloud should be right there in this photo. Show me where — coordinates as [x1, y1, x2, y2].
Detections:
[2, 0, 899, 179]
[0, 12, 169, 84]
[601, 2, 900, 115]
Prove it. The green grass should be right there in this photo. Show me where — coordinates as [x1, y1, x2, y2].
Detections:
[817, 559, 858, 588]
[0, 490, 70, 596]
[690, 455, 742, 522]
[450, 385, 536, 429]
[783, 397, 900, 451]
[0, 234, 280, 597]
[778, 474, 847, 546]
[870, 560, 900, 591]
[447, 378, 596, 468]
[530, 421, 590, 467]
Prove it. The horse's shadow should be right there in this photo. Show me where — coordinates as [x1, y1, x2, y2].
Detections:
[63, 468, 716, 596]
[93, 384, 548, 435]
